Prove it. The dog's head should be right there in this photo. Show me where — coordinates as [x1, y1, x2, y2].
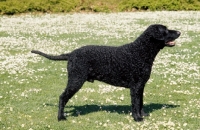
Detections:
[147, 24, 181, 48]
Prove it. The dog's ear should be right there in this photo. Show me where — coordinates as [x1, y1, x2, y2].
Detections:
[152, 25, 166, 41]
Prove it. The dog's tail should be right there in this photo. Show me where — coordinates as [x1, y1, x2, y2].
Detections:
[31, 50, 69, 61]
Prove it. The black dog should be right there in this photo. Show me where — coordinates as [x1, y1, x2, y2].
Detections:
[31, 24, 181, 122]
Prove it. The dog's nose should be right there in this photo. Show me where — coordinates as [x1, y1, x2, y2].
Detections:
[177, 31, 181, 35]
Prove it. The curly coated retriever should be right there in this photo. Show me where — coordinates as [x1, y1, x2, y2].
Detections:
[31, 24, 181, 122]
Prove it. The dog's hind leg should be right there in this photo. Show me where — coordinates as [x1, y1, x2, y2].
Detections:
[58, 76, 86, 121]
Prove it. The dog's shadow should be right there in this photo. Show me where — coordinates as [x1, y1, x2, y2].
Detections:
[62, 103, 179, 117]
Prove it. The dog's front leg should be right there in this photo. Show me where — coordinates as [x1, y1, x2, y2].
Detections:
[130, 81, 144, 122]
[140, 87, 149, 117]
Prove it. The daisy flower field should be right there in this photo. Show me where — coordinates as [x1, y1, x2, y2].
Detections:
[0, 11, 199, 130]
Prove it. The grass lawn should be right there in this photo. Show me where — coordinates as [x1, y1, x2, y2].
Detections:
[0, 11, 199, 130]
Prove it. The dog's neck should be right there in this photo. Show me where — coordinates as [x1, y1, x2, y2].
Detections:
[128, 36, 163, 65]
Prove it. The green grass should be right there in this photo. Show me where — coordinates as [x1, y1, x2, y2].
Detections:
[0, 12, 200, 129]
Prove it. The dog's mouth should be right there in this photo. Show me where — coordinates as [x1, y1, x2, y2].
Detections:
[165, 40, 176, 47]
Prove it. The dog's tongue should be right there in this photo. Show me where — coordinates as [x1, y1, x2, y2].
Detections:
[168, 41, 175, 45]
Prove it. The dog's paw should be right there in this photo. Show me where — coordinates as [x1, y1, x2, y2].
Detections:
[133, 114, 144, 122]
[58, 115, 66, 121]
[134, 117, 144, 122]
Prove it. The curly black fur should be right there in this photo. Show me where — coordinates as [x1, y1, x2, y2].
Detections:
[31, 24, 181, 122]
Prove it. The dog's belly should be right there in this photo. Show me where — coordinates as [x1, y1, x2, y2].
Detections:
[101, 79, 130, 88]
[87, 72, 131, 88]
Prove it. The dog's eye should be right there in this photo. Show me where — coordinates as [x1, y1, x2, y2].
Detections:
[163, 30, 168, 36]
